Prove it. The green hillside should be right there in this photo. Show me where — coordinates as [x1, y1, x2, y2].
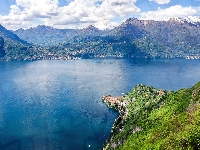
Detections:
[1, 17, 200, 60]
[102, 83, 200, 150]
[13, 17, 200, 60]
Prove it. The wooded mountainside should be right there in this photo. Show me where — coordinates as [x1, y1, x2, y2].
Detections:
[1, 17, 200, 60]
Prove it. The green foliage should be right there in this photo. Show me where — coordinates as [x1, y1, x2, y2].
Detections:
[11, 17, 200, 60]
[103, 83, 200, 150]
[0, 37, 5, 57]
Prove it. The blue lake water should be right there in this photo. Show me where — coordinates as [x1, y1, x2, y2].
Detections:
[0, 59, 200, 150]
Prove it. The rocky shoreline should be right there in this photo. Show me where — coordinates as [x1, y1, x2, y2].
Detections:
[101, 95, 129, 149]
[101, 84, 168, 149]
[102, 95, 129, 117]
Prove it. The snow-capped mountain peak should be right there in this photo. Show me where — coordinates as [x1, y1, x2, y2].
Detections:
[168, 16, 200, 26]
[184, 16, 200, 23]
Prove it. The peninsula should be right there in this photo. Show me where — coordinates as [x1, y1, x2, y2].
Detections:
[102, 83, 200, 150]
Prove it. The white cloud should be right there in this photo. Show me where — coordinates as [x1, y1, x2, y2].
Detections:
[0, 0, 140, 30]
[149, 0, 170, 4]
[0, 0, 60, 30]
[16, 0, 59, 8]
[1, 1, 200, 30]
[140, 5, 198, 21]
[0, 5, 33, 30]
[44, 0, 140, 29]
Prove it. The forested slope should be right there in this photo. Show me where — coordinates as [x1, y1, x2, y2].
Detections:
[103, 82, 200, 150]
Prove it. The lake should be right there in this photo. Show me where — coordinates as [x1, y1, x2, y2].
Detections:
[0, 59, 200, 150]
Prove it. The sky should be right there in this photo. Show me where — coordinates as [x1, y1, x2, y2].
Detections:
[0, 0, 200, 30]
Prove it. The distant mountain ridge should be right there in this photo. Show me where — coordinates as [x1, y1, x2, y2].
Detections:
[0, 24, 28, 45]
[14, 25, 74, 46]
[0, 24, 31, 59]
[13, 16, 200, 46]
[1, 16, 200, 60]
[14, 25, 106, 46]
[168, 16, 200, 27]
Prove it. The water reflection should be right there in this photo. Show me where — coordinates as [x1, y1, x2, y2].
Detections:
[0, 59, 200, 150]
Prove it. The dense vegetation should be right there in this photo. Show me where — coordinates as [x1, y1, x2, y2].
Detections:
[0, 25, 54, 60]
[14, 25, 105, 46]
[1, 17, 200, 60]
[13, 17, 200, 60]
[0, 37, 5, 57]
[102, 83, 200, 150]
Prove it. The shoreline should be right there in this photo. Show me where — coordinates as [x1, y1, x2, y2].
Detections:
[101, 84, 168, 149]
[101, 95, 129, 150]
[1, 56, 200, 61]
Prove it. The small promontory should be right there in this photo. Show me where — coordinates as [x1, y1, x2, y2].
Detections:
[102, 83, 200, 150]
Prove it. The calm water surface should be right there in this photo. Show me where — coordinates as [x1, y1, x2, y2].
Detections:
[0, 59, 200, 150]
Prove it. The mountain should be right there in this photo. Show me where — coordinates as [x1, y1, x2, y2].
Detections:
[185, 16, 200, 26]
[78, 25, 104, 35]
[0, 24, 53, 60]
[2, 16, 200, 60]
[15, 17, 200, 59]
[0, 24, 28, 45]
[170, 16, 200, 27]
[108, 17, 200, 58]
[14, 25, 76, 46]
[102, 82, 200, 150]
[0, 24, 32, 59]
[108, 18, 144, 40]
[14, 25, 106, 46]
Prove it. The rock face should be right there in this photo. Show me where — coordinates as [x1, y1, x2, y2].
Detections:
[0, 37, 5, 57]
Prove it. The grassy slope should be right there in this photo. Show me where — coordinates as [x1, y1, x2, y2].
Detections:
[103, 83, 200, 150]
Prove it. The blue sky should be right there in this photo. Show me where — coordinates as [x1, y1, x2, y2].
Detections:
[0, 0, 200, 30]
